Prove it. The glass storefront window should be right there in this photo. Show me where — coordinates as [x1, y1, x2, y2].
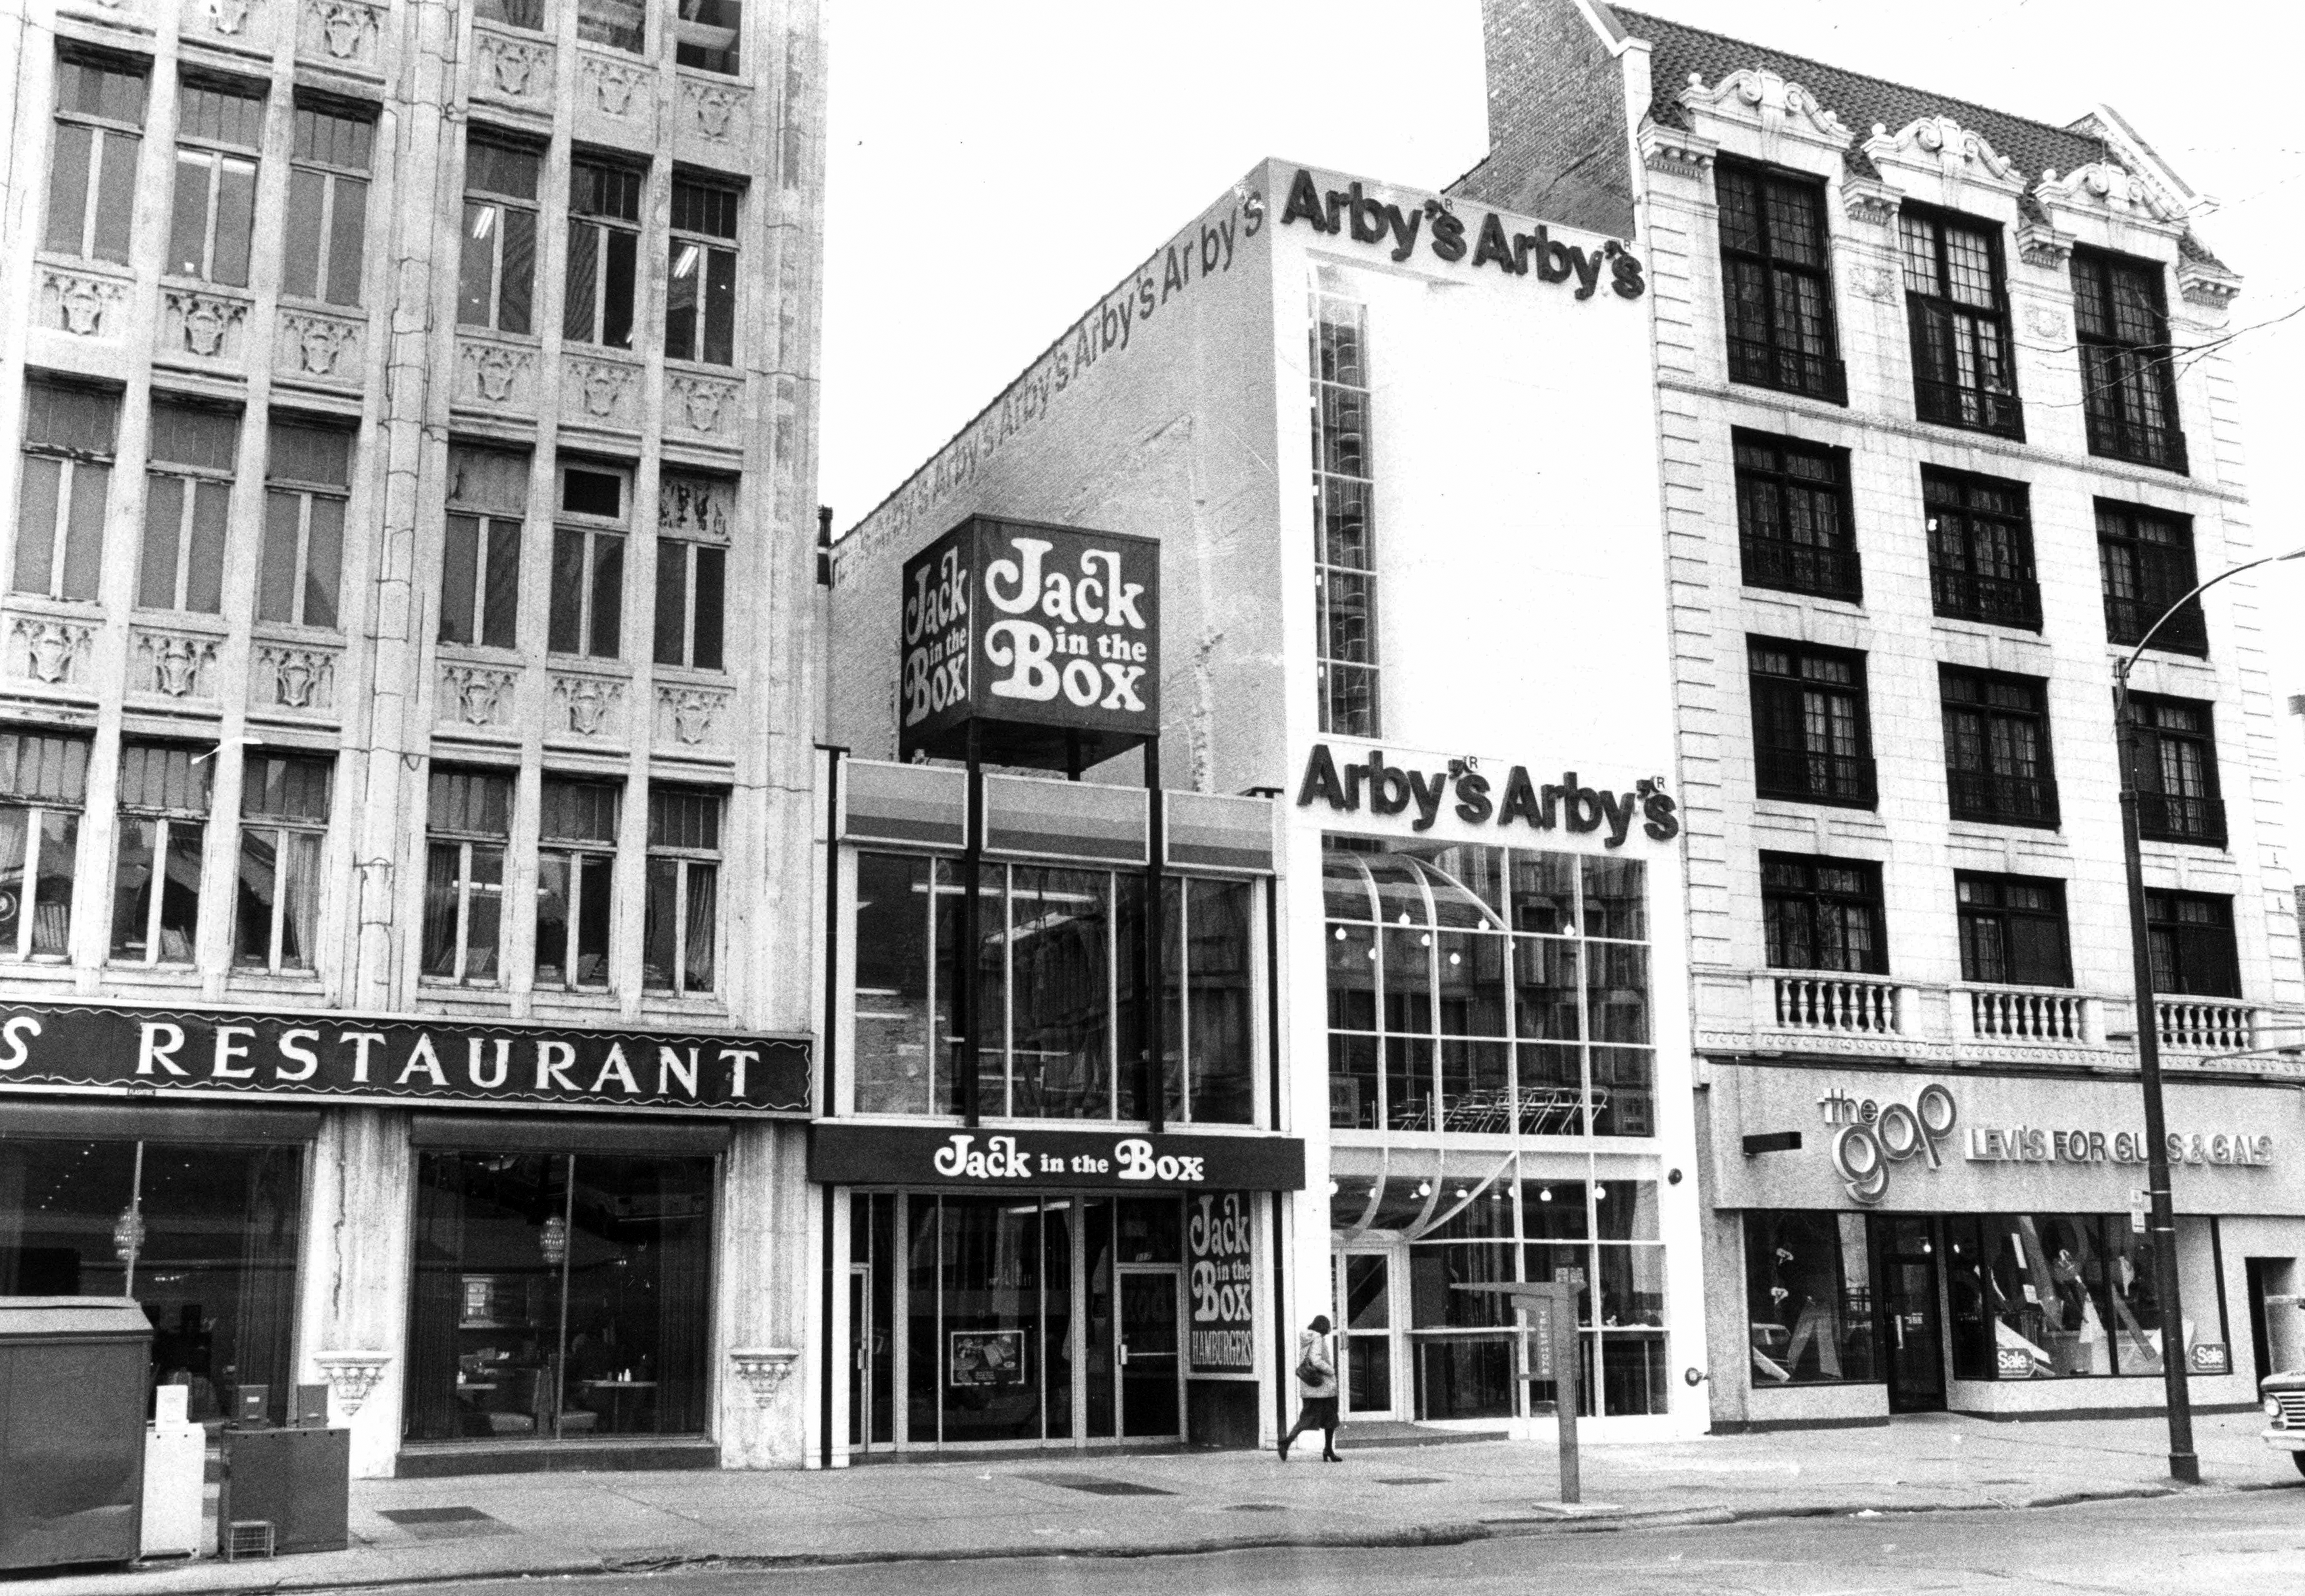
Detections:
[0, 1134, 302, 1423]
[1744, 1212, 1876, 1385]
[849, 851, 1259, 1125]
[1325, 837, 1654, 1139]
[404, 1150, 714, 1442]
[1946, 1211, 2223, 1381]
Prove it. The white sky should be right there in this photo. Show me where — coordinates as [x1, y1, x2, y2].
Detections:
[819, 0, 2305, 727]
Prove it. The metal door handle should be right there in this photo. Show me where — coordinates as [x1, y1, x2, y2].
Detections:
[1119, 1344, 1130, 1366]
[1893, 1317, 1906, 1350]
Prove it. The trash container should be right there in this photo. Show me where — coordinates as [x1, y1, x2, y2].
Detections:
[141, 1385, 205, 1559]
[0, 1297, 151, 1571]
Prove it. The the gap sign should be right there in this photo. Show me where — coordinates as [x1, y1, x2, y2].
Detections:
[898, 515, 1160, 769]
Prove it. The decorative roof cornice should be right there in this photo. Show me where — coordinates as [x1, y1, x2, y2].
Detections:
[1678, 67, 1853, 152]
[2033, 161, 2186, 238]
[1638, 117, 1718, 174]
[1841, 175, 1900, 228]
[2177, 258, 2243, 310]
[1863, 115, 2027, 196]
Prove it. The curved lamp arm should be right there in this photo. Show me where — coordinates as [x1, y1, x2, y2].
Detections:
[2117, 545, 2305, 686]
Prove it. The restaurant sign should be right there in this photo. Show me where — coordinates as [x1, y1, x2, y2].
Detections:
[899, 515, 1161, 772]
[0, 1005, 810, 1116]
[1297, 743, 1679, 847]
[1187, 1190, 1257, 1376]
[809, 1122, 1304, 1192]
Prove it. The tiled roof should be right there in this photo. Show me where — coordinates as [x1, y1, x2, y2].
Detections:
[1613, 6, 2111, 184]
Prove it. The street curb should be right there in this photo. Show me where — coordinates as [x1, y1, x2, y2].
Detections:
[52, 1479, 2226, 1593]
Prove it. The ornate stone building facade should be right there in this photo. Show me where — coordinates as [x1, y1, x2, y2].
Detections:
[0, 0, 826, 1475]
[1466, 1, 2305, 1430]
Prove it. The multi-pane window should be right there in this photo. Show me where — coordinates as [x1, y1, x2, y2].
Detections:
[565, 158, 643, 350]
[1760, 853, 1886, 974]
[577, 0, 644, 51]
[0, 732, 89, 960]
[458, 135, 541, 335]
[111, 741, 210, 967]
[643, 786, 720, 995]
[1956, 873, 2071, 987]
[1748, 638, 1875, 807]
[259, 421, 350, 629]
[674, 0, 742, 72]
[167, 79, 263, 286]
[1941, 667, 2058, 828]
[441, 445, 526, 648]
[1715, 160, 1842, 402]
[422, 768, 511, 986]
[1311, 274, 1377, 736]
[852, 852, 1258, 1125]
[282, 102, 373, 307]
[2145, 891, 2239, 998]
[1323, 841, 1652, 1139]
[666, 179, 738, 365]
[653, 471, 729, 670]
[139, 401, 238, 615]
[234, 754, 331, 974]
[1744, 1212, 1874, 1384]
[44, 55, 146, 265]
[1733, 431, 1859, 601]
[1901, 206, 2021, 437]
[550, 463, 626, 658]
[13, 382, 116, 602]
[1924, 468, 2039, 630]
[536, 778, 619, 991]
[2129, 694, 2225, 848]
[2098, 501, 2204, 655]
[2074, 249, 2185, 473]
[474, 0, 545, 26]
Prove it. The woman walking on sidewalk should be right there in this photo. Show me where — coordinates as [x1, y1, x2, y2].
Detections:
[1278, 1314, 1341, 1461]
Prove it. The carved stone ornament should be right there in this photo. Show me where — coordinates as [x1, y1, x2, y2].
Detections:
[2023, 304, 2067, 342]
[2016, 216, 2074, 270]
[42, 268, 128, 338]
[477, 30, 553, 99]
[201, 0, 250, 34]
[658, 685, 727, 746]
[684, 79, 746, 141]
[165, 290, 250, 360]
[553, 674, 624, 736]
[278, 310, 363, 379]
[440, 663, 516, 727]
[135, 631, 219, 698]
[258, 643, 338, 711]
[727, 1348, 799, 1408]
[314, 1351, 390, 1416]
[581, 52, 648, 116]
[2035, 162, 2183, 226]
[11, 618, 93, 686]
[2178, 259, 2243, 310]
[566, 356, 636, 423]
[659, 472, 733, 539]
[1864, 117, 2023, 191]
[667, 373, 737, 436]
[1840, 178, 1900, 229]
[1850, 264, 1898, 302]
[306, 0, 379, 62]
[1679, 67, 1851, 148]
[1637, 120, 1715, 175]
[460, 340, 534, 407]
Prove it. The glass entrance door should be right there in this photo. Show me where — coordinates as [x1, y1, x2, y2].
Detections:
[1116, 1266, 1181, 1438]
[847, 1265, 871, 1447]
[1876, 1216, 1946, 1413]
[1336, 1249, 1395, 1418]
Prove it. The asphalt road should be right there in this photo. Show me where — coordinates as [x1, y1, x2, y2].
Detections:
[356, 1487, 2305, 1596]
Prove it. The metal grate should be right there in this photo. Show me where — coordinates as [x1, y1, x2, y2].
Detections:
[225, 1521, 275, 1562]
[2275, 1393, 2305, 1427]
[1019, 1473, 1176, 1497]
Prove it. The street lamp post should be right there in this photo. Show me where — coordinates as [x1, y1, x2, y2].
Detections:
[2113, 544, 2305, 1484]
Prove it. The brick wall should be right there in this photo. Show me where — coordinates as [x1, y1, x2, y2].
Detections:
[1458, 0, 1636, 238]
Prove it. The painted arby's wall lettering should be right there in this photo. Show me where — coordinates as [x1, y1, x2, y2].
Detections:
[1295, 743, 1678, 847]
[1278, 169, 1646, 300]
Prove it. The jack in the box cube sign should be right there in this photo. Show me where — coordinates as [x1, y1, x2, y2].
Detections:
[898, 516, 1161, 770]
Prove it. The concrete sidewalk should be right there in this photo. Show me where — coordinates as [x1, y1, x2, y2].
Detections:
[32, 1410, 2297, 1594]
